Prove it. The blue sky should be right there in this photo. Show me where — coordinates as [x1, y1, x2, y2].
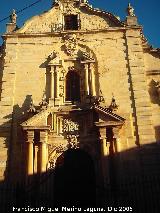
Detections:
[0, 0, 160, 47]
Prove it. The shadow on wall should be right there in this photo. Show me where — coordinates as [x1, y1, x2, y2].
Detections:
[0, 95, 34, 183]
[0, 141, 160, 212]
[148, 79, 160, 105]
[154, 126, 160, 143]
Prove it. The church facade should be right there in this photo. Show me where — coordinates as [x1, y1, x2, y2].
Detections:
[0, 0, 160, 206]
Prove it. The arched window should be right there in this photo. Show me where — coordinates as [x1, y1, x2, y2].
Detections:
[66, 71, 81, 102]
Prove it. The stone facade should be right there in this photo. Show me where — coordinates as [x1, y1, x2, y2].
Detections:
[0, 0, 160, 205]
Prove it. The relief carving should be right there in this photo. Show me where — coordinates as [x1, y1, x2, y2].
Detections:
[67, 134, 80, 149]
[63, 118, 79, 132]
[63, 34, 78, 56]
[63, 1, 79, 14]
[81, 50, 94, 61]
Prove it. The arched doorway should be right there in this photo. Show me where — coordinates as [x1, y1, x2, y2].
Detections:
[54, 149, 96, 207]
[65, 71, 81, 102]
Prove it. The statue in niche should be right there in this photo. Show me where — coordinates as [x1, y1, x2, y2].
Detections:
[10, 9, 17, 24]
[127, 3, 135, 17]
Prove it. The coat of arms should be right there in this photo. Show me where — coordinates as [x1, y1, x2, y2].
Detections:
[63, 34, 77, 56]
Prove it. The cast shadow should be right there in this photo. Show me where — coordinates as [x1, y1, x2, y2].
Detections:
[148, 79, 160, 105]
[0, 95, 35, 183]
[1, 140, 160, 212]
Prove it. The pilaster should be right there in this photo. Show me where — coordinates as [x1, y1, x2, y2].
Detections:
[84, 63, 89, 96]
[125, 28, 155, 145]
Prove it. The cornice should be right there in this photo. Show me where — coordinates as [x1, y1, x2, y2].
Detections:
[2, 26, 143, 40]
[79, 2, 125, 27]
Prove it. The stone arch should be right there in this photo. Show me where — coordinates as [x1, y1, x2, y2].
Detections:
[54, 148, 96, 207]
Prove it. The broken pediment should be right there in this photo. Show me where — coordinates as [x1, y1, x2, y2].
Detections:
[21, 108, 51, 129]
[94, 105, 125, 127]
[15, 0, 124, 34]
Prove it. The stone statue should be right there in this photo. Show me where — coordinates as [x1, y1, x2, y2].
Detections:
[127, 3, 135, 17]
[109, 95, 118, 111]
[10, 9, 17, 24]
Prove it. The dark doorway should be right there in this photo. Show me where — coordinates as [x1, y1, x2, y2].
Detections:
[54, 149, 96, 207]
[66, 71, 81, 102]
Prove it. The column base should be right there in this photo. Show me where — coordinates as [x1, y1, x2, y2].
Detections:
[49, 98, 54, 106]
[85, 95, 96, 104]
[54, 98, 60, 106]
[49, 98, 60, 106]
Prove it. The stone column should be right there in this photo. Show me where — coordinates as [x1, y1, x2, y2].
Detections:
[99, 127, 110, 186]
[89, 63, 96, 96]
[50, 66, 55, 99]
[39, 131, 48, 173]
[26, 130, 34, 176]
[84, 63, 89, 96]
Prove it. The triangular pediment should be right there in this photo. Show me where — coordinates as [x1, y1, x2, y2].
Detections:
[16, 1, 124, 34]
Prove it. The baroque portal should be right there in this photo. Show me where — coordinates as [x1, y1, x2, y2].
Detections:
[0, 0, 160, 209]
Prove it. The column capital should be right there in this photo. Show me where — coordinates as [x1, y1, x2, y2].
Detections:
[39, 130, 48, 143]
[99, 127, 106, 140]
[112, 126, 121, 139]
[26, 130, 34, 143]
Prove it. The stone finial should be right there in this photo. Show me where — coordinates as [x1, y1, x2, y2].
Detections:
[109, 95, 118, 111]
[39, 92, 48, 108]
[127, 3, 135, 17]
[10, 9, 17, 24]
[27, 97, 37, 114]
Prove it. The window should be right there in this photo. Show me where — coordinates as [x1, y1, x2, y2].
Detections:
[64, 15, 79, 30]
[66, 71, 81, 102]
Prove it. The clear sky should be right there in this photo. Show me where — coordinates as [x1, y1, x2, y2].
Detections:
[0, 0, 160, 47]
